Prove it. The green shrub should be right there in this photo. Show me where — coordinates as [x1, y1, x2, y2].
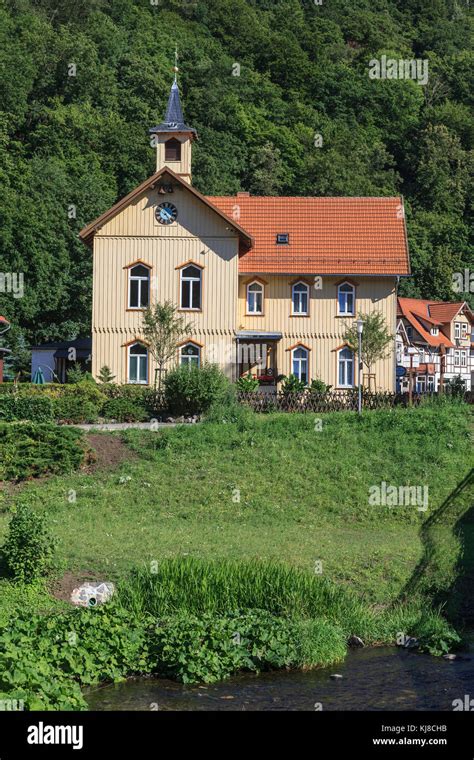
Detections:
[0, 394, 54, 422]
[101, 397, 148, 422]
[67, 363, 95, 384]
[236, 372, 260, 392]
[0, 423, 85, 480]
[63, 380, 105, 405]
[309, 378, 332, 393]
[164, 363, 230, 416]
[54, 396, 99, 423]
[2, 505, 57, 583]
[445, 375, 466, 398]
[100, 383, 161, 411]
[281, 374, 306, 394]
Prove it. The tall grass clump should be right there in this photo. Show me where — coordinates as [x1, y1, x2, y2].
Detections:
[117, 558, 461, 654]
[118, 557, 371, 636]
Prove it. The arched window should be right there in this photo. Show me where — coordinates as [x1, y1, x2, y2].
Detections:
[180, 342, 201, 368]
[247, 281, 263, 314]
[128, 264, 150, 309]
[165, 138, 181, 162]
[180, 265, 202, 310]
[292, 346, 309, 384]
[338, 347, 354, 387]
[292, 281, 309, 315]
[128, 343, 148, 384]
[337, 282, 355, 316]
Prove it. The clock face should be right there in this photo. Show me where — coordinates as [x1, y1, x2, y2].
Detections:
[155, 202, 178, 225]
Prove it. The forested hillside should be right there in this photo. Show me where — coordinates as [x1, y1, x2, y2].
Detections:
[0, 0, 472, 367]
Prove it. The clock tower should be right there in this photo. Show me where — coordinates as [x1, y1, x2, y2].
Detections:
[149, 65, 197, 183]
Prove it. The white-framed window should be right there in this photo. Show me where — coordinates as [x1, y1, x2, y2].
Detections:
[461, 350, 467, 367]
[461, 323, 468, 338]
[128, 342, 148, 384]
[128, 264, 150, 309]
[247, 281, 263, 314]
[417, 376, 426, 393]
[180, 265, 202, 310]
[292, 346, 309, 384]
[337, 282, 355, 316]
[427, 375, 435, 392]
[338, 347, 354, 387]
[291, 281, 309, 315]
[430, 327, 439, 336]
[405, 325, 413, 338]
[454, 322, 461, 339]
[454, 350, 460, 366]
[180, 342, 201, 368]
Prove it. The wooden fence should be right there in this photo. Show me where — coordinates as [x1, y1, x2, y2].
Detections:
[237, 389, 473, 413]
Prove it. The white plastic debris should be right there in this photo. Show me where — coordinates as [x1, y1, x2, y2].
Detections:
[70, 582, 115, 607]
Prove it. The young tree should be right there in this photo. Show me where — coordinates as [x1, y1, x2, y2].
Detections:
[343, 312, 393, 389]
[141, 302, 192, 389]
[97, 365, 116, 384]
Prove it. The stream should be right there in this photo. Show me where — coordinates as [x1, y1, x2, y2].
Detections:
[86, 647, 474, 711]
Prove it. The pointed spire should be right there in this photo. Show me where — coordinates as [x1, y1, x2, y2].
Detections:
[149, 50, 197, 139]
[163, 81, 184, 127]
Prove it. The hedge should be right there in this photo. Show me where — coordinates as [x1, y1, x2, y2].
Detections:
[0, 423, 86, 481]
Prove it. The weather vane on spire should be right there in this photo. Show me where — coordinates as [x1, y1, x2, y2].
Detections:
[173, 46, 179, 84]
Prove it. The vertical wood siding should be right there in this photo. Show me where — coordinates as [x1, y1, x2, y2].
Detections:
[92, 185, 398, 390]
[238, 275, 397, 391]
[92, 186, 239, 383]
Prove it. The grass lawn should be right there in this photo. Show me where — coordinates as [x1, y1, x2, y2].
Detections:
[0, 403, 471, 620]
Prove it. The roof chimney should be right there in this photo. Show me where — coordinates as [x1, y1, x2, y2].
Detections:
[237, 191, 250, 197]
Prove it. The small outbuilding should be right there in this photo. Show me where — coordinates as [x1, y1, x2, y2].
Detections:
[30, 338, 92, 383]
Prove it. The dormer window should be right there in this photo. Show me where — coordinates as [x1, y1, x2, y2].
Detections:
[165, 138, 181, 162]
[276, 233, 289, 244]
[430, 327, 439, 336]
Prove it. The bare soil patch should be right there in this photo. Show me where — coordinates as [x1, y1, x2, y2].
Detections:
[84, 433, 137, 473]
[49, 570, 106, 603]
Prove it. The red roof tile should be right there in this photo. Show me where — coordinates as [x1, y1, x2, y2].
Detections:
[207, 195, 410, 275]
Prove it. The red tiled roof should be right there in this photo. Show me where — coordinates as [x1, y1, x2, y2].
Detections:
[207, 195, 410, 275]
[428, 302, 466, 323]
[397, 297, 473, 348]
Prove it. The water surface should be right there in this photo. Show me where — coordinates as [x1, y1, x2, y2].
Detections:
[86, 647, 474, 711]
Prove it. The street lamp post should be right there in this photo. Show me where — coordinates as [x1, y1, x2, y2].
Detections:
[357, 318, 364, 415]
[407, 347, 417, 406]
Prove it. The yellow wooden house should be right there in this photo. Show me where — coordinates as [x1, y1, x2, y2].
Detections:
[80, 77, 410, 391]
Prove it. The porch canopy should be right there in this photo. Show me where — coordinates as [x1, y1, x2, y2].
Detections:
[236, 331, 282, 341]
[236, 331, 282, 382]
